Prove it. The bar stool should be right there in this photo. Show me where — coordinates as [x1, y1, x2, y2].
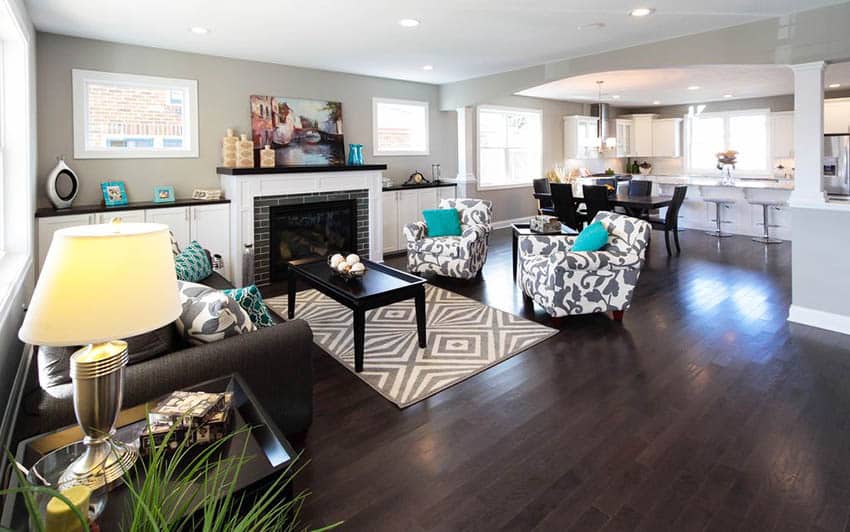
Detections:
[748, 199, 786, 244]
[703, 198, 735, 238]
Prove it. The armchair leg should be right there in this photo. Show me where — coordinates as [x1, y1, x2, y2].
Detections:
[612, 310, 625, 321]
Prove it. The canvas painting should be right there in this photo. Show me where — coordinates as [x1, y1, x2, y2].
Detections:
[251, 95, 344, 166]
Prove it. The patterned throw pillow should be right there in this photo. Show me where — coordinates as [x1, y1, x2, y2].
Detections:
[174, 240, 212, 282]
[169, 231, 181, 255]
[175, 281, 256, 345]
[223, 284, 277, 328]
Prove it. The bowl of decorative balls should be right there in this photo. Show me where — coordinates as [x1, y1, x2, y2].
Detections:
[328, 253, 367, 281]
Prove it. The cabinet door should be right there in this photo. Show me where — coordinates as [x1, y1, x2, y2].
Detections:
[145, 207, 191, 250]
[632, 116, 654, 157]
[191, 204, 231, 279]
[382, 191, 399, 253]
[397, 190, 420, 248]
[771, 113, 794, 158]
[418, 188, 438, 212]
[578, 118, 599, 159]
[652, 119, 682, 158]
[825, 100, 850, 134]
[37, 214, 94, 274]
[94, 210, 145, 224]
[616, 120, 632, 157]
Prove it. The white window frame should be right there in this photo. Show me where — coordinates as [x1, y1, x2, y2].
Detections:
[72, 69, 199, 159]
[684, 108, 772, 176]
[371, 97, 430, 156]
[476, 104, 543, 191]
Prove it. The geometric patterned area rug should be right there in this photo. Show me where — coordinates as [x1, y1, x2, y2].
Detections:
[266, 284, 558, 408]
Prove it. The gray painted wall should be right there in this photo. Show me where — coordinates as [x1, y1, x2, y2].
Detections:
[36, 32, 458, 206]
[628, 94, 796, 117]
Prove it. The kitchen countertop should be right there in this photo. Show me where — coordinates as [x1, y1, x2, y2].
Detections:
[631, 174, 794, 190]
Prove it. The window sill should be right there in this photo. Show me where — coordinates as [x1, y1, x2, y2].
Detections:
[373, 150, 431, 157]
[476, 183, 534, 192]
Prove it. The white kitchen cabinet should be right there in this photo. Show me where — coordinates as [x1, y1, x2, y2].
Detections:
[190, 204, 232, 280]
[630, 114, 655, 157]
[651, 118, 682, 158]
[37, 213, 93, 273]
[94, 210, 146, 225]
[771, 112, 794, 159]
[615, 119, 634, 157]
[825, 98, 850, 134]
[382, 185, 458, 253]
[564, 115, 599, 159]
[145, 207, 191, 250]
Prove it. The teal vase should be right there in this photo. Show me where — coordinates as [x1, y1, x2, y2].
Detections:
[347, 144, 364, 166]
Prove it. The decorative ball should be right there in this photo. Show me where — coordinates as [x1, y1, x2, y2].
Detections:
[350, 262, 366, 273]
[346, 253, 360, 265]
[336, 261, 350, 273]
[330, 254, 345, 267]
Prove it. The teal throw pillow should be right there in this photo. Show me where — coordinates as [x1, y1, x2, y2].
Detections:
[223, 284, 277, 328]
[571, 221, 609, 252]
[174, 240, 212, 282]
[423, 208, 462, 237]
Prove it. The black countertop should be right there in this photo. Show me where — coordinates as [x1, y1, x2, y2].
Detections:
[36, 198, 230, 218]
[218, 164, 388, 175]
[382, 182, 457, 192]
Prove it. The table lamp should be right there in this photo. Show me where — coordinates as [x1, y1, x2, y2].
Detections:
[19, 220, 181, 488]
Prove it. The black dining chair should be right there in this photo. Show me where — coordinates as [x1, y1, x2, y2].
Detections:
[628, 180, 652, 197]
[533, 178, 555, 216]
[550, 183, 588, 230]
[582, 185, 612, 221]
[647, 186, 687, 255]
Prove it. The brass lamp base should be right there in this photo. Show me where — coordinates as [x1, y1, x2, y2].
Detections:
[64, 341, 138, 489]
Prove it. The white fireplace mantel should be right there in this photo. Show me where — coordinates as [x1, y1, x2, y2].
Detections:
[219, 166, 387, 284]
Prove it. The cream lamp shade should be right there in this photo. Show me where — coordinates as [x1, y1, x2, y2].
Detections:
[19, 222, 181, 346]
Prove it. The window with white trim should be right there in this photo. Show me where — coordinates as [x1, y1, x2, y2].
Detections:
[477, 106, 542, 189]
[686, 108, 770, 174]
[72, 69, 199, 159]
[372, 97, 429, 156]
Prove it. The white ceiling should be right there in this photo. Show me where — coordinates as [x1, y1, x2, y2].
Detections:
[516, 63, 850, 107]
[26, 0, 850, 84]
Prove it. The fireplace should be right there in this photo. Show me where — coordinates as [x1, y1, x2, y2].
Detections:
[269, 200, 357, 281]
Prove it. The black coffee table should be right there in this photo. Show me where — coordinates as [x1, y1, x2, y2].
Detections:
[1, 375, 294, 530]
[287, 257, 427, 372]
[511, 222, 579, 280]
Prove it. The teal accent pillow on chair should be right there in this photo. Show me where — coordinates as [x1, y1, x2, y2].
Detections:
[571, 221, 609, 252]
[223, 284, 277, 328]
[174, 240, 212, 282]
[422, 208, 462, 237]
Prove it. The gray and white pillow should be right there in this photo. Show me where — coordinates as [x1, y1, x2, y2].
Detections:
[176, 281, 256, 345]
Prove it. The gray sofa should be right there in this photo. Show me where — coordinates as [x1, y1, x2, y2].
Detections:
[14, 271, 314, 444]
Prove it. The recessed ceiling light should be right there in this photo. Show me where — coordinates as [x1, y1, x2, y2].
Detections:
[628, 7, 655, 17]
[723, 94, 734, 98]
[653, 100, 661, 105]
[577, 22, 606, 31]
[687, 85, 701, 90]
[398, 18, 420, 28]
[828, 83, 841, 88]
[612, 95, 621, 99]
[422, 65, 433, 71]
[190, 26, 209, 35]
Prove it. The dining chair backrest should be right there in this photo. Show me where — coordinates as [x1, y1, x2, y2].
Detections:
[582, 185, 612, 221]
[628, 180, 652, 197]
[550, 183, 582, 229]
[533, 178, 553, 209]
[665, 186, 688, 227]
[595, 178, 616, 190]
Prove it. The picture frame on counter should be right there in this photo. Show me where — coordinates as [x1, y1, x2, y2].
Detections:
[101, 180, 128, 207]
[153, 185, 176, 203]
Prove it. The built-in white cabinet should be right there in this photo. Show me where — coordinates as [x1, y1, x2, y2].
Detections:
[382, 186, 456, 253]
[630, 114, 655, 157]
[36, 203, 232, 279]
[564, 116, 599, 159]
[825, 98, 850, 134]
[651, 118, 682, 158]
[615, 119, 634, 157]
[771, 111, 795, 158]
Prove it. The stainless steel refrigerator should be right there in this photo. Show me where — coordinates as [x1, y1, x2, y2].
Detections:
[824, 134, 850, 197]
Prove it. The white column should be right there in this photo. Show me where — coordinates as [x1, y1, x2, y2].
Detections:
[453, 106, 477, 198]
[790, 61, 826, 206]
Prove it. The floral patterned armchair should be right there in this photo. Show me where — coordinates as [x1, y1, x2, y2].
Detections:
[517, 212, 651, 319]
[404, 198, 493, 279]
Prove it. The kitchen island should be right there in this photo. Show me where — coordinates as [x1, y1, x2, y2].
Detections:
[627, 175, 793, 240]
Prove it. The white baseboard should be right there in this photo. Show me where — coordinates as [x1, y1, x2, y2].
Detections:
[492, 216, 531, 230]
[788, 304, 850, 335]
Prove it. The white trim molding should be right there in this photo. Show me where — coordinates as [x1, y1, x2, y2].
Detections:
[72, 69, 199, 159]
[371, 97, 430, 157]
[491, 216, 531, 230]
[788, 304, 850, 335]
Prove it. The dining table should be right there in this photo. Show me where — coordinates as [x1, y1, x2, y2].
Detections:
[534, 192, 674, 211]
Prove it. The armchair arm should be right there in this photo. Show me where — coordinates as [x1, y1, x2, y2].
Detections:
[549, 249, 643, 271]
[404, 222, 428, 243]
[517, 234, 576, 258]
[461, 224, 488, 244]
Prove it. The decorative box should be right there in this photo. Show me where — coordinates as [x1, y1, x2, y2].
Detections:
[140, 391, 233, 455]
[235, 134, 254, 168]
[221, 128, 237, 168]
[530, 215, 561, 234]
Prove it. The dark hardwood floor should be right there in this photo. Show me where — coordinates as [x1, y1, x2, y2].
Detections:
[278, 228, 850, 531]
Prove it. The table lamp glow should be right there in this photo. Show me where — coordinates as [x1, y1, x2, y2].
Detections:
[19, 219, 181, 488]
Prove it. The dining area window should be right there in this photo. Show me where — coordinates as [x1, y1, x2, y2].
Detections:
[477, 106, 542, 190]
[685, 109, 770, 175]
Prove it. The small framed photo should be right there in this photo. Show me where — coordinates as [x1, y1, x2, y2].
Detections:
[101, 181, 128, 207]
[153, 185, 175, 203]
